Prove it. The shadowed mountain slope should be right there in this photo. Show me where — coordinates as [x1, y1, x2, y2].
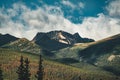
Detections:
[33, 30, 94, 51]
[79, 33, 120, 60]
[0, 34, 19, 46]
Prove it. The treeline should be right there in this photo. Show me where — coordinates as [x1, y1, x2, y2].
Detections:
[0, 55, 44, 80]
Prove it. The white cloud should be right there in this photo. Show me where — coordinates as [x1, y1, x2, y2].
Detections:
[78, 13, 120, 40]
[61, 1, 75, 9]
[61, 1, 84, 10]
[106, 0, 120, 18]
[0, 2, 120, 41]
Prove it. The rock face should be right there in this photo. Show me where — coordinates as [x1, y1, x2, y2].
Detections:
[0, 34, 19, 46]
[32, 31, 69, 51]
[33, 30, 94, 51]
[73, 33, 94, 43]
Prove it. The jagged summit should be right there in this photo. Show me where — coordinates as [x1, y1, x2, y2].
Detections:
[33, 30, 94, 51]
[34, 30, 94, 44]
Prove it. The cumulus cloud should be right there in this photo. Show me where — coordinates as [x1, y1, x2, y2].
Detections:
[78, 14, 120, 40]
[106, 0, 120, 18]
[0, 1, 120, 41]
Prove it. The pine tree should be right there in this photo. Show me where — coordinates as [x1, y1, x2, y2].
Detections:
[79, 76, 81, 80]
[36, 55, 44, 80]
[24, 58, 31, 80]
[16, 56, 25, 80]
[0, 64, 3, 80]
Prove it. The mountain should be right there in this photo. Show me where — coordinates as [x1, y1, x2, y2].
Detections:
[33, 30, 94, 51]
[54, 33, 120, 62]
[51, 33, 120, 76]
[53, 33, 120, 61]
[0, 33, 19, 46]
[79, 33, 120, 61]
[2, 38, 41, 54]
[73, 32, 94, 43]
[32, 32, 69, 51]
[77, 33, 120, 75]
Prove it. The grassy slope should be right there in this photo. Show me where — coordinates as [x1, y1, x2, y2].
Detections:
[95, 45, 120, 76]
[79, 34, 120, 59]
[53, 34, 120, 77]
[0, 48, 119, 80]
[2, 38, 41, 54]
[77, 34, 120, 76]
[53, 43, 88, 60]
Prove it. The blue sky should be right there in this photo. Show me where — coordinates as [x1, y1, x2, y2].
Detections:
[0, 0, 120, 40]
[0, 0, 107, 23]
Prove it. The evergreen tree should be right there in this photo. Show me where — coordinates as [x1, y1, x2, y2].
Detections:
[36, 55, 44, 80]
[16, 56, 25, 80]
[24, 58, 31, 80]
[0, 64, 3, 80]
[79, 76, 81, 80]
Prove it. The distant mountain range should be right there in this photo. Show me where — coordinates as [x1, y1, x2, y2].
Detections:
[0, 30, 94, 51]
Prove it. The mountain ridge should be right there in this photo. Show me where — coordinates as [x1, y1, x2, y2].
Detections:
[2, 38, 41, 54]
[0, 33, 19, 46]
[33, 30, 94, 51]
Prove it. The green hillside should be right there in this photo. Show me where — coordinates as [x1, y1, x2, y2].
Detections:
[53, 43, 89, 60]
[0, 48, 119, 80]
[2, 38, 41, 54]
[51, 34, 120, 77]
[54, 34, 120, 61]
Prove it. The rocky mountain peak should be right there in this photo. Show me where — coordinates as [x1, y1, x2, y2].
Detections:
[32, 30, 94, 51]
[73, 32, 81, 38]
